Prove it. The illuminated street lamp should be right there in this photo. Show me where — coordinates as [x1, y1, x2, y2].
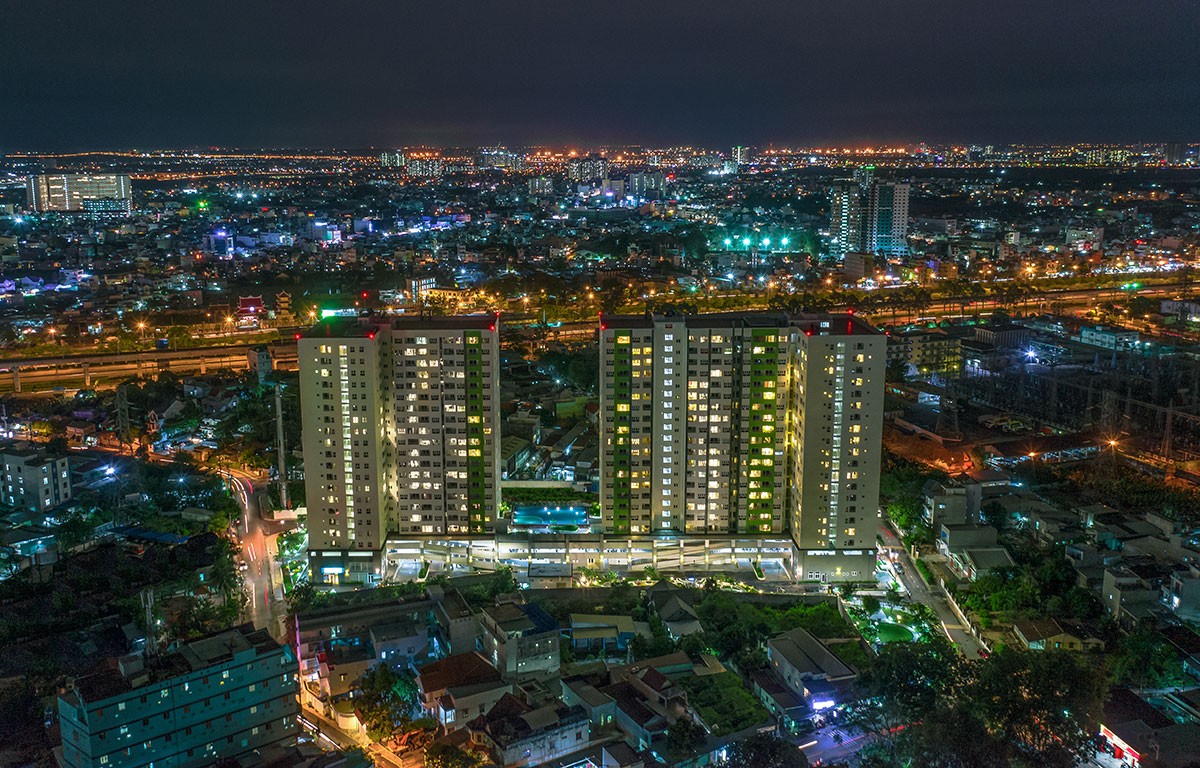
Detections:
[136, 321, 147, 342]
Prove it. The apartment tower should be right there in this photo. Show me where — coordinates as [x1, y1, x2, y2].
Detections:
[299, 315, 501, 583]
[600, 312, 883, 581]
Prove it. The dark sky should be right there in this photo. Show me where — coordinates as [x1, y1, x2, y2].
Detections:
[2, 0, 1199, 150]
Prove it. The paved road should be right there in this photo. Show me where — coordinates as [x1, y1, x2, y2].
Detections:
[799, 723, 877, 766]
[223, 470, 292, 635]
[879, 526, 984, 659]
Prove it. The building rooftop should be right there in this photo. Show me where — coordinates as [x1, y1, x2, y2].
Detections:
[72, 623, 283, 705]
[769, 627, 855, 682]
[417, 651, 501, 695]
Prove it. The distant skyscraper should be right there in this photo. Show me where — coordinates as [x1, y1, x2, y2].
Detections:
[732, 145, 750, 165]
[627, 171, 665, 198]
[528, 176, 554, 195]
[380, 150, 405, 168]
[829, 180, 863, 259]
[865, 181, 910, 256]
[299, 315, 501, 584]
[26, 173, 131, 213]
[567, 155, 607, 182]
[599, 311, 884, 580]
[1164, 143, 1185, 165]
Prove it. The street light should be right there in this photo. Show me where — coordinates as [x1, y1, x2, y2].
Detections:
[136, 321, 147, 342]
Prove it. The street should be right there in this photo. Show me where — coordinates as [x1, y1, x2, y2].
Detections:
[222, 469, 290, 635]
[879, 526, 984, 659]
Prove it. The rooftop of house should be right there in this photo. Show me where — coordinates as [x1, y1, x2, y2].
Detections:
[768, 627, 855, 682]
[417, 651, 501, 695]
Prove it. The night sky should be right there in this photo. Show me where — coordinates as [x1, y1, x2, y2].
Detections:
[2, 0, 1198, 150]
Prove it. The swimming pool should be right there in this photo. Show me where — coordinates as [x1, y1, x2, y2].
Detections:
[511, 504, 590, 527]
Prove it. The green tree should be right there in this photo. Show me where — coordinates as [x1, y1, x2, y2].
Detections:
[667, 718, 707, 756]
[862, 595, 882, 615]
[721, 733, 810, 768]
[425, 744, 479, 768]
[1111, 630, 1186, 690]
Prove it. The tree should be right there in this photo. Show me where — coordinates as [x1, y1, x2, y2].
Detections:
[966, 649, 1105, 768]
[425, 744, 479, 768]
[667, 718, 707, 756]
[1111, 630, 1186, 690]
[721, 733, 809, 768]
[862, 595, 882, 615]
[357, 663, 420, 740]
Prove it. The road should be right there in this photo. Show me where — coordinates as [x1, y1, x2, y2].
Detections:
[222, 470, 290, 635]
[0, 341, 299, 394]
[799, 723, 879, 766]
[879, 526, 984, 659]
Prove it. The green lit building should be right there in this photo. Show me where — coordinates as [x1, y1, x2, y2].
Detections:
[600, 312, 885, 581]
[299, 315, 501, 584]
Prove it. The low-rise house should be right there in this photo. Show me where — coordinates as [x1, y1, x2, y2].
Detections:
[1012, 618, 1105, 652]
[750, 667, 808, 733]
[937, 523, 1014, 581]
[1099, 688, 1200, 767]
[1166, 564, 1200, 622]
[429, 585, 480, 656]
[479, 598, 561, 683]
[567, 614, 643, 655]
[1102, 565, 1165, 626]
[560, 676, 616, 728]
[465, 693, 589, 768]
[922, 478, 980, 529]
[650, 593, 702, 639]
[417, 651, 511, 733]
[1160, 625, 1200, 681]
[767, 627, 856, 712]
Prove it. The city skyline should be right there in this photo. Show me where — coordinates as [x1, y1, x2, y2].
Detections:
[3, 0, 1199, 150]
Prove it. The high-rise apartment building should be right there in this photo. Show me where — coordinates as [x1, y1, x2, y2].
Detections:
[831, 168, 909, 259]
[26, 173, 132, 213]
[380, 150, 405, 168]
[599, 312, 883, 581]
[865, 181, 910, 256]
[299, 315, 501, 583]
[567, 155, 607, 182]
[829, 180, 863, 259]
[57, 624, 299, 768]
[731, 145, 750, 165]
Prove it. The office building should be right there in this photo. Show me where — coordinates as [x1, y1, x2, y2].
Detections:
[26, 173, 132, 213]
[57, 624, 299, 768]
[865, 181, 910, 256]
[828, 180, 863, 258]
[599, 312, 884, 580]
[299, 315, 501, 584]
[0, 442, 71, 512]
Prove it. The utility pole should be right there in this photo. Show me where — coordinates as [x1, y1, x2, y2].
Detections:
[275, 382, 289, 511]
